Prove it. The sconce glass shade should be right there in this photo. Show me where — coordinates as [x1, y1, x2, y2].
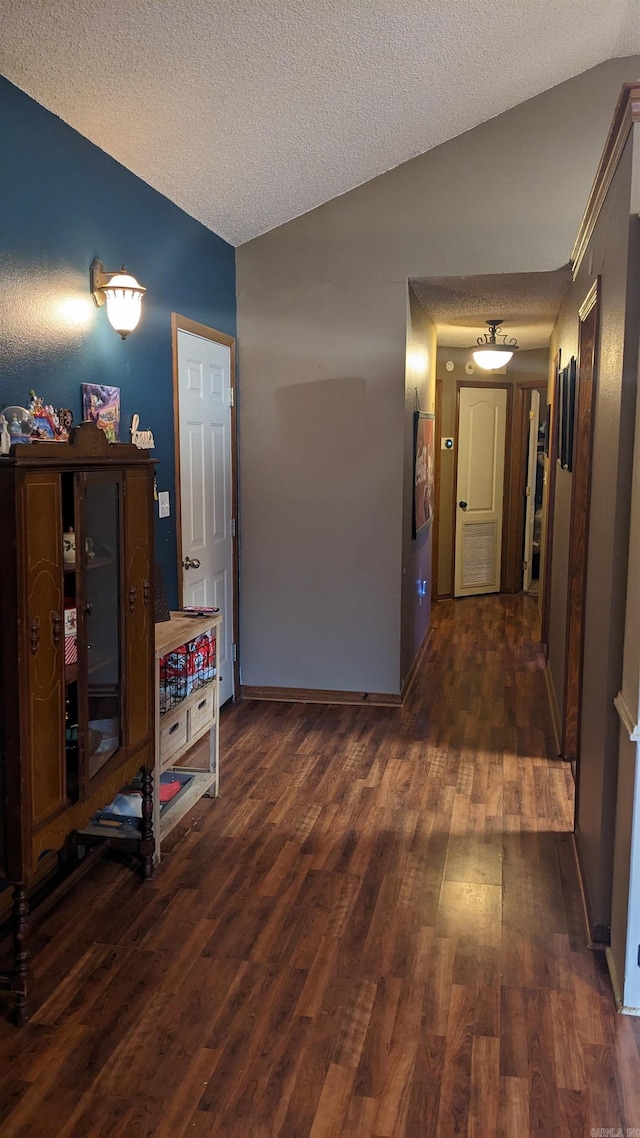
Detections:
[103, 272, 145, 339]
[90, 259, 146, 339]
[472, 346, 515, 370]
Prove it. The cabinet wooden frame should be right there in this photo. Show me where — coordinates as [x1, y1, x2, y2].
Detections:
[0, 421, 156, 1024]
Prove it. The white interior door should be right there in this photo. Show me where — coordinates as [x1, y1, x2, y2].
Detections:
[177, 329, 234, 704]
[522, 389, 540, 592]
[454, 386, 507, 597]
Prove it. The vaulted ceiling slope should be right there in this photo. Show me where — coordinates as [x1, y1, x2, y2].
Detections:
[3, 1, 640, 246]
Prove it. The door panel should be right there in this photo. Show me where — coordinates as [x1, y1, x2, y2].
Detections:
[178, 330, 234, 704]
[455, 386, 507, 597]
[22, 473, 66, 829]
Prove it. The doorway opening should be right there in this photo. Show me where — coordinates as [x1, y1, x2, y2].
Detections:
[522, 388, 547, 595]
[408, 268, 569, 612]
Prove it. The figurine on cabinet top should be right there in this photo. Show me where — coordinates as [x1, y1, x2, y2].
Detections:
[28, 391, 72, 441]
[1, 406, 35, 446]
[0, 415, 10, 455]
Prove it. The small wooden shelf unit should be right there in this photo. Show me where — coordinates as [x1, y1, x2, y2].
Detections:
[154, 611, 222, 862]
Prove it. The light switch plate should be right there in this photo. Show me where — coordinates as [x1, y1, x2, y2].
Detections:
[158, 491, 170, 518]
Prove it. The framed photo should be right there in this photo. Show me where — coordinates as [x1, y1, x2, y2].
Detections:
[413, 411, 435, 538]
[556, 361, 565, 468]
[82, 383, 121, 442]
[556, 356, 576, 470]
[565, 356, 577, 471]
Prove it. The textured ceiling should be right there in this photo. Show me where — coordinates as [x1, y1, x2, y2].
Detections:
[411, 269, 572, 349]
[2, 1, 640, 245]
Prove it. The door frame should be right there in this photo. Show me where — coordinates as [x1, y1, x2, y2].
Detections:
[432, 377, 443, 603]
[452, 380, 513, 595]
[541, 350, 560, 654]
[562, 279, 600, 766]
[504, 379, 547, 595]
[171, 312, 240, 698]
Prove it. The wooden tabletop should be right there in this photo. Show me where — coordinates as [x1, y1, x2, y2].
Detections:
[155, 610, 222, 658]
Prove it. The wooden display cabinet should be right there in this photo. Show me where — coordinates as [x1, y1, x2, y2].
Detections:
[0, 422, 156, 1023]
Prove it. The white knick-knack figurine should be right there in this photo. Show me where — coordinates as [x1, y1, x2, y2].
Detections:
[0, 415, 10, 455]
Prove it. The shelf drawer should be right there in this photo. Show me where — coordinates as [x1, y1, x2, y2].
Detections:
[160, 706, 189, 763]
[189, 685, 215, 740]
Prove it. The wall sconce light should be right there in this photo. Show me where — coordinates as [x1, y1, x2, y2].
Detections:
[471, 319, 519, 370]
[90, 258, 146, 339]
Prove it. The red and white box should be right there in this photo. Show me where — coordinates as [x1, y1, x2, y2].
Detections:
[64, 605, 77, 665]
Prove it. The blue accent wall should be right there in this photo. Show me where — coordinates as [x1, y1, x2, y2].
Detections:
[0, 75, 236, 604]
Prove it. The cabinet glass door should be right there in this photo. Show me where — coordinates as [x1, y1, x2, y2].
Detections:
[81, 473, 123, 783]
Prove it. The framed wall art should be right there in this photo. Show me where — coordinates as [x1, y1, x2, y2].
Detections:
[413, 410, 435, 538]
[82, 383, 121, 442]
[556, 356, 577, 471]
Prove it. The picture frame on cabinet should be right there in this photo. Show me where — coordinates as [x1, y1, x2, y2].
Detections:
[82, 383, 121, 442]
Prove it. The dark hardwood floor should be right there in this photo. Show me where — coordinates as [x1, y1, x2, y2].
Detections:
[1, 594, 639, 1136]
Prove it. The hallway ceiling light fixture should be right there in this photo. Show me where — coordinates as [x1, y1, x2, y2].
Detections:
[90, 258, 146, 339]
[471, 319, 519, 370]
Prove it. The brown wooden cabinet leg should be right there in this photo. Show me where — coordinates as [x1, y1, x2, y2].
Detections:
[12, 884, 30, 1027]
[140, 765, 154, 880]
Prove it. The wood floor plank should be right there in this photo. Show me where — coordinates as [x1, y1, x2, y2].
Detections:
[371, 978, 425, 1136]
[435, 983, 476, 1136]
[469, 1034, 500, 1138]
[308, 1062, 356, 1138]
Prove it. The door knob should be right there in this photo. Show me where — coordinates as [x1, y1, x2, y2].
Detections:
[182, 556, 201, 570]
[459, 501, 468, 510]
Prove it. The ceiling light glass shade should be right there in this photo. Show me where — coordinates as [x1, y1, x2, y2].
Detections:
[472, 346, 515, 370]
[470, 320, 518, 371]
[103, 272, 146, 338]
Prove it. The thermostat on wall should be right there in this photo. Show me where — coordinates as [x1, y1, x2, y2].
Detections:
[445, 360, 455, 372]
[465, 361, 475, 374]
[441, 437, 454, 450]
